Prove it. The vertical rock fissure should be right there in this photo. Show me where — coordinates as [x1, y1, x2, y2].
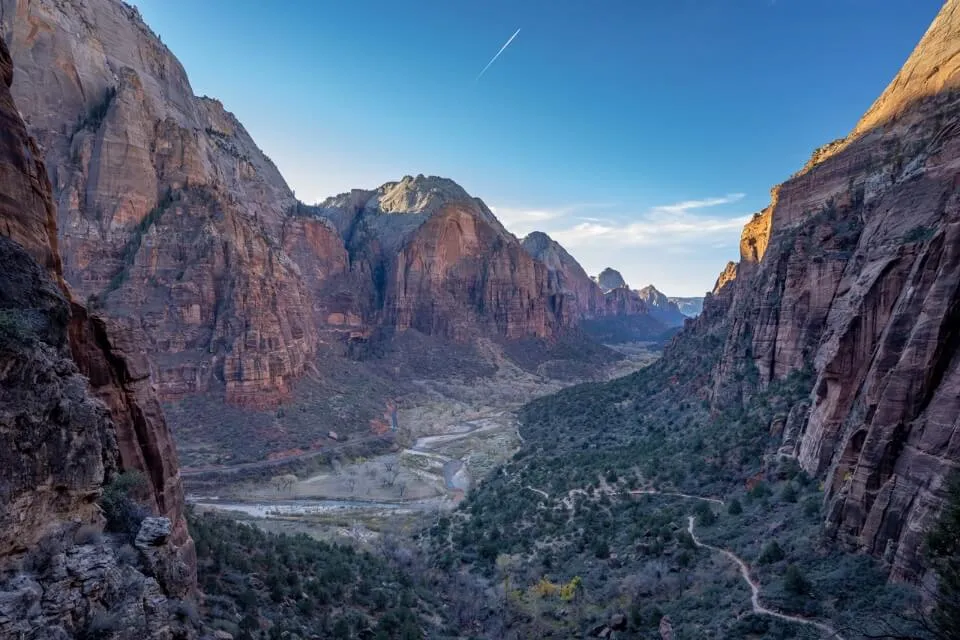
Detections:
[88, 316, 167, 510]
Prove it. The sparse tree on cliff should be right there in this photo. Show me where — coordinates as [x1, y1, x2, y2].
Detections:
[927, 476, 960, 639]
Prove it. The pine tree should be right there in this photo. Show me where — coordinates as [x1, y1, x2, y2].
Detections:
[927, 475, 960, 638]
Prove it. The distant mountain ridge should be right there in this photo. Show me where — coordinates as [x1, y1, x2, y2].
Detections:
[593, 267, 691, 328]
[637, 285, 688, 327]
[0, 0, 670, 462]
[669, 296, 705, 317]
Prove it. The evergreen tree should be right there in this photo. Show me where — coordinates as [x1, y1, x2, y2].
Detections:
[927, 475, 960, 639]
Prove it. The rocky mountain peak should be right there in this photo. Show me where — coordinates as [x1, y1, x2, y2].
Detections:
[319, 175, 508, 252]
[637, 284, 665, 300]
[521, 231, 581, 274]
[792, 0, 960, 176]
[637, 284, 688, 328]
[597, 267, 627, 292]
[853, 0, 960, 136]
[375, 174, 473, 216]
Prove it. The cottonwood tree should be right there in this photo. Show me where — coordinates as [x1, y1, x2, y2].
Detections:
[270, 474, 296, 494]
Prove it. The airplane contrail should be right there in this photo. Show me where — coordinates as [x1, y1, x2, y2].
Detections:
[476, 28, 521, 81]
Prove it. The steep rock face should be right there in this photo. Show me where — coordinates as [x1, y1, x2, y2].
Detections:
[0, 235, 114, 557]
[67, 308, 194, 570]
[0, 26, 194, 598]
[2, 0, 318, 406]
[694, 0, 960, 582]
[0, 34, 60, 281]
[668, 296, 704, 317]
[597, 267, 627, 292]
[0, 237, 196, 639]
[521, 230, 602, 323]
[637, 285, 687, 327]
[389, 204, 558, 340]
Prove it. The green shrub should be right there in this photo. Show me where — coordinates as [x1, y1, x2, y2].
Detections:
[727, 498, 743, 515]
[593, 538, 610, 559]
[748, 481, 772, 500]
[758, 541, 785, 565]
[927, 475, 960, 638]
[695, 501, 716, 526]
[100, 471, 149, 537]
[783, 564, 811, 595]
[780, 484, 798, 503]
[802, 496, 821, 518]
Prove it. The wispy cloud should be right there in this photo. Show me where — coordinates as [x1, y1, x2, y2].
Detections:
[548, 214, 752, 249]
[490, 202, 617, 235]
[476, 28, 521, 81]
[492, 193, 750, 249]
[650, 193, 745, 215]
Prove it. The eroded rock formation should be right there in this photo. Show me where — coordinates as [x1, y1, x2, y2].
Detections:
[0, 29, 197, 637]
[2, 0, 659, 417]
[637, 285, 687, 328]
[597, 267, 628, 292]
[686, 0, 960, 582]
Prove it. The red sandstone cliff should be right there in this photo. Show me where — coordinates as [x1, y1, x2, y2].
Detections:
[691, 0, 960, 581]
[0, 32, 193, 583]
[520, 232, 658, 325]
[1, 2, 657, 418]
[389, 204, 558, 340]
[2, 0, 317, 407]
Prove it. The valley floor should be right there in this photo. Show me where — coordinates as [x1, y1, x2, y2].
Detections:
[184, 341, 660, 545]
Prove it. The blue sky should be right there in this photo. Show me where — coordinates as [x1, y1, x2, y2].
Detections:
[135, 0, 941, 296]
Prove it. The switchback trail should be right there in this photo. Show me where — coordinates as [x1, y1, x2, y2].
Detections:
[535, 481, 845, 639]
[686, 516, 846, 640]
[630, 489, 725, 505]
[525, 485, 549, 500]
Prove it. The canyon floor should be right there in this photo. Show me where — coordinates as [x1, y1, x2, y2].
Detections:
[185, 341, 661, 545]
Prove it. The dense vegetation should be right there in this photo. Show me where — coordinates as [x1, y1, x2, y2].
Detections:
[189, 511, 434, 639]
[926, 475, 960, 639]
[428, 323, 930, 638]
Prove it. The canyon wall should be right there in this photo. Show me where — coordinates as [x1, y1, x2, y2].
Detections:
[1, 0, 317, 407]
[1, 1, 659, 417]
[0, 31, 196, 635]
[695, 0, 960, 581]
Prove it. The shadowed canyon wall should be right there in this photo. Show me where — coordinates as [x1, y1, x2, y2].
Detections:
[688, 0, 960, 582]
[0, 27, 194, 607]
